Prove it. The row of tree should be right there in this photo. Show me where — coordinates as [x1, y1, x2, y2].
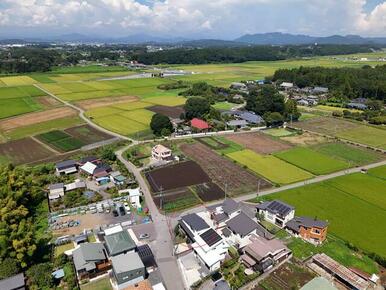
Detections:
[272, 65, 386, 101]
[135, 45, 375, 65]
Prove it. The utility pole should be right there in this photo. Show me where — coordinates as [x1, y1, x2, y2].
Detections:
[159, 185, 164, 210]
[257, 180, 261, 197]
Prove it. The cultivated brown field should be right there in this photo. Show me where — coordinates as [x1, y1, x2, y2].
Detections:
[145, 160, 211, 192]
[148, 105, 185, 119]
[0, 137, 56, 164]
[75, 95, 139, 110]
[226, 132, 292, 154]
[64, 124, 113, 144]
[281, 132, 328, 146]
[36, 96, 61, 108]
[0, 107, 77, 131]
[180, 142, 271, 196]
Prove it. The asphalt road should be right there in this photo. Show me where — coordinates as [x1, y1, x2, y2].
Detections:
[116, 147, 186, 290]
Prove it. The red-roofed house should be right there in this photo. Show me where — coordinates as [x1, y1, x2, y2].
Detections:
[191, 118, 210, 132]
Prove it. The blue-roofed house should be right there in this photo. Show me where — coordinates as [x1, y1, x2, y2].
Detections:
[347, 103, 368, 110]
[237, 111, 264, 125]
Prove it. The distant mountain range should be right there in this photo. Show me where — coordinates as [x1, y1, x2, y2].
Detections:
[1, 32, 386, 46]
[234, 32, 386, 45]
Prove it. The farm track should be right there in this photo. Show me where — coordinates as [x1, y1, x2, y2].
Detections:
[30, 135, 61, 154]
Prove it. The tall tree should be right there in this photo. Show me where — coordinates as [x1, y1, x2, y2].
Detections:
[184, 97, 210, 120]
[150, 113, 173, 136]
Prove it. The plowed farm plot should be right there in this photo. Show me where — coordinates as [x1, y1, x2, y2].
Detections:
[145, 160, 211, 192]
[148, 105, 185, 119]
[180, 142, 271, 196]
[193, 182, 225, 202]
[0, 137, 56, 165]
[225, 132, 292, 154]
[64, 125, 113, 144]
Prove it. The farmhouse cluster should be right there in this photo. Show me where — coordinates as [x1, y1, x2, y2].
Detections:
[176, 198, 331, 287]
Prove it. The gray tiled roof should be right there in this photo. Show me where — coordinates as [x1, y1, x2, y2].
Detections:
[238, 111, 264, 124]
[226, 212, 258, 237]
[111, 252, 144, 274]
[256, 200, 294, 217]
[286, 216, 327, 232]
[181, 213, 209, 232]
[0, 273, 25, 290]
[56, 160, 76, 170]
[73, 243, 106, 272]
[222, 199, 239, 215]
[105, 230, 136, 256]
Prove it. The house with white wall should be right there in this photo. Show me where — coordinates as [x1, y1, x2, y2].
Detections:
[256, 200, 295, 228]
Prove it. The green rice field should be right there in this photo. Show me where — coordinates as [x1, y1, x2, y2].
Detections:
[368, 165, 386, 179]
[36, 130, 85, 152]
[274, 147, 349, 175]
[255, 169, 386, 258]
[227, 149, 313, 184]
[312, 143, 383, 166]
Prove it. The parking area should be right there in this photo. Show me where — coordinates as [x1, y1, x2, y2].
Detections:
[130, 223, 156, 242]
[178, 251, 210, 288]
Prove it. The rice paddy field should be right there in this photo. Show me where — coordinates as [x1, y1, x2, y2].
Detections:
[274, 147, 349, 175]
[227, 149, 313, 184]
[255, 169, 386, 259]
[296, 117, 386, 150]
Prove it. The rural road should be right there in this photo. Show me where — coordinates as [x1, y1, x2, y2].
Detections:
[36, 83, 386, 289]
[116, 147, 186, 290]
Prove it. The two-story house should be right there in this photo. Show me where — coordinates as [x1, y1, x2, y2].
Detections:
[151, 144, 172, 161]
[179, 213, 228, 271]
[241, 236, 292, 273]
[285, 216, 328, 245]
[256, 200, 295, 228]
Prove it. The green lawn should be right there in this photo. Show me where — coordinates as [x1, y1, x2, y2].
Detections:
[55, 243, 74, 258]
[255, 170, 386, 259]
[212, 101, 236, 110]
[313, 142, 383, 166]
[263, 128, 295, 137]
[80, 277, 112, 290]
[274, 147, 349, 175]
[214, 136, 244, 154]
[287, 238, 378, 274]
[227, 149, 313, 184]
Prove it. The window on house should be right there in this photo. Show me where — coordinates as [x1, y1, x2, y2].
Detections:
[312, 229, 321, 234]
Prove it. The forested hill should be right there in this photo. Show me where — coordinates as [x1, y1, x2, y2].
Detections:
[134, 45, 376, 65]
[272, 65, 386, 101]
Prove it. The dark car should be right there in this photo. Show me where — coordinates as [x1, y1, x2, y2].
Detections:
[112, 209, 119, 217]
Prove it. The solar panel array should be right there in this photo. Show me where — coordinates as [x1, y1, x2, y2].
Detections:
[268, 200, 292, 216]
[200, 228, 222, 247]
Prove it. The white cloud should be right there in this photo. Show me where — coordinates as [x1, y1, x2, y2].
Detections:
[0, 0, 384, 37]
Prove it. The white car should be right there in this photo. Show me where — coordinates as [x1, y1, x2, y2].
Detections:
[124, 205, 131, 214]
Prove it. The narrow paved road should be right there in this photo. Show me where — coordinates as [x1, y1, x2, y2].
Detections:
[34, 84, 135, 142]
[116, 147, 186, 290]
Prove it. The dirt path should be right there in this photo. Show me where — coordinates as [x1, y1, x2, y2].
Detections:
[30, 136, 61, 154]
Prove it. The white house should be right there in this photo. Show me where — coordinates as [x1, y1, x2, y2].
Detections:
[49, 183, 65, 200]
[280, 82, 294, 89]
[151, 145, 172, 161]
[119, 188, 142, 209]
[55, 160, 77, 175]
[80, 161, 97, 175]
[256, 200, 295, 228]
[179, 213, 228, 271]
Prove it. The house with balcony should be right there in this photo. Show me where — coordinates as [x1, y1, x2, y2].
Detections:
[285, 216, 328, 245]
[110, 252, 146, 290]
[179, 213, 229, 271]
[256, 200, 295, 228]
[151, 144, 172, 162]
[72, 243, 110, 280]
[241, 236, 291, 273]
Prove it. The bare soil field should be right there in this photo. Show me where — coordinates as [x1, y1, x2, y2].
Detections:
[0, 137, 56, 164]
[193, 182, 225, 202]
[295, 117, 358, 135]
[281, 132, 329, 146]
[148, 105, 185, 119]
[36, 96, 61, 108]
[64, 124, 113, 144]
[0, 107, 77, 131]
[180, 142, 271, 196]
[75, 95, 139, 110]
[145, 160, 211, 192]
[226, 132, 292, 154]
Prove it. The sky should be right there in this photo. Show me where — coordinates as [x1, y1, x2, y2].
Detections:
[0, 0, 385, 39]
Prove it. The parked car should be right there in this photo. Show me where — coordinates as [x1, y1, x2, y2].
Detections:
[139, 233, 150, 239]
[112, 210, 119, 217]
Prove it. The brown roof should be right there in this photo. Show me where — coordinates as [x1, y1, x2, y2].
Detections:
[123, 280, 152, 290]
[244, 236, 288, 261]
